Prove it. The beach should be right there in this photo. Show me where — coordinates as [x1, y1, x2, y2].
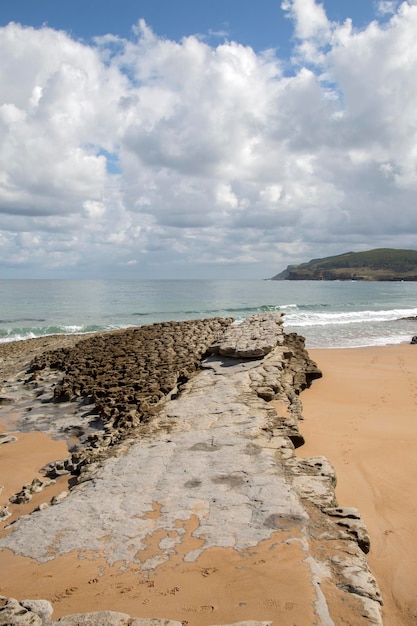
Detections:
[1, 319, 338, 626]
[300, 344, 417, 626]
[0, 324, 414, 624]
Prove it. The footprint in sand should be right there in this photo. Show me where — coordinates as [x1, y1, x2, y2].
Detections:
[53, 587, 78, 601]
[201, 567, 218, 577]
[181, 605, 214, 614]
[262, 598, 281, 609]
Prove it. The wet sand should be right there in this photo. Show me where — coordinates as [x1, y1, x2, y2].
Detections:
[300, 344, 417, 626]
[0, 429, 67, 501]
[0, 532, 317, 624]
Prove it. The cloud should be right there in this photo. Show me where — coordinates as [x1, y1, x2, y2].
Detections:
[281, 0, 330, 40]
[1, 4, 417, 277]
[376, 1, 400, 16]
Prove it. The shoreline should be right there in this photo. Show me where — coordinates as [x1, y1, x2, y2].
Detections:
[1, 329, 412, 623]
[0, 319, 338, 625]
[300, 344, 417, 626]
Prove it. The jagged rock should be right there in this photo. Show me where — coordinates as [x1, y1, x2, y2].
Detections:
[21, 600, 53, 624]
[271, 415, 305, 448]
[0, 396, 13, 405]
[0, 596, 42, 625]
[255, 386, 276, 401]
[330, 554, 382, 604]
[29, 478, 44, 494]
[0, 505, 11, 520]
[292, 475, 337, 508]
[50, 491, 68, 505]
[322, 507, 371, 553]
[323, 507, 361, 519]
[7, 478, 54, 508]
[289, 456, 337, 481]
[25, 318, 233, 471]
[43, 460, 71, 479]
[34, 502, 50, 512]
[209, 313, 285, 358]
[0, 434, 17, 445]
[286, 456, 337, 508]
[335, 518, 371, 554]
[9, 489, 32, 505]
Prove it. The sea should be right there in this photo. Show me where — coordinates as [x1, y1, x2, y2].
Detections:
[1, 279, 417, 349]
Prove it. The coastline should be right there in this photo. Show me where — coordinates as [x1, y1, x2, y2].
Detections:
[1, 327, 413, 624]
[0, 320, 338, 625]
[300, 344, 417, 626]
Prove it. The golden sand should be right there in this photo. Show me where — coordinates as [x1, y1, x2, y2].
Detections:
[300, 344, 417, 626]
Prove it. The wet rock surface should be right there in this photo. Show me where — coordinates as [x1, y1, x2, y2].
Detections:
[0, 315, 382, 625]
[1, 318, 233, 475]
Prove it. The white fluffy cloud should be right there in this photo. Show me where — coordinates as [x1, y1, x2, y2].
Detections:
[281, 0, 330, 40]
[1, 3, 417, 277]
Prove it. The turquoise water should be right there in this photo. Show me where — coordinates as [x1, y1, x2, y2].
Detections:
[1, 279, 417, 348]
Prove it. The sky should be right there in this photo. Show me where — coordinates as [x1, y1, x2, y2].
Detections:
[0, 1, 417, 279]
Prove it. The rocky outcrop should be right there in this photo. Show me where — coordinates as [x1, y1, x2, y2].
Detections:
[29, 318, 232, 411]
[20, 318, 233, 473]
[209, 314, 286, 358]
[0, 315, 382, 625]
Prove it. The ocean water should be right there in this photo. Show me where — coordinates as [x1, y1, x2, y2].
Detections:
[1, 279, 417, 349]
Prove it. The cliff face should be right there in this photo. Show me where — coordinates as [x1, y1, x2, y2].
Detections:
[272, 248, 417, 281]
[0, 316, 382, 625]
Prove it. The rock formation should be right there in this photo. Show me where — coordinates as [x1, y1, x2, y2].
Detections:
[0, 315, 382, 625]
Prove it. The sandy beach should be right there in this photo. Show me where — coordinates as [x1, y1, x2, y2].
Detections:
[300, 344, 417, 626]
[2, 331, 412, 624]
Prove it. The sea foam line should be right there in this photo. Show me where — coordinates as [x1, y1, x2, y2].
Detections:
[285, 307, 417, 327]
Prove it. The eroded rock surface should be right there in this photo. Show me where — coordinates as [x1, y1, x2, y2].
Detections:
[209, 313, 285, 358]
[1, 319, 232, 471]
[0, 315, 382, 625]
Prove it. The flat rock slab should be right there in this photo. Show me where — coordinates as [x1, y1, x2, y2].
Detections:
[210, 314, 285, 358]
[0, 343, 307, 565]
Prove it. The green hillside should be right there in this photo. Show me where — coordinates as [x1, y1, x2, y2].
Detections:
[272, 248, 417, 281]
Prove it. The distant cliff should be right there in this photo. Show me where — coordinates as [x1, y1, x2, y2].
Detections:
[272, 248, 417, 281]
